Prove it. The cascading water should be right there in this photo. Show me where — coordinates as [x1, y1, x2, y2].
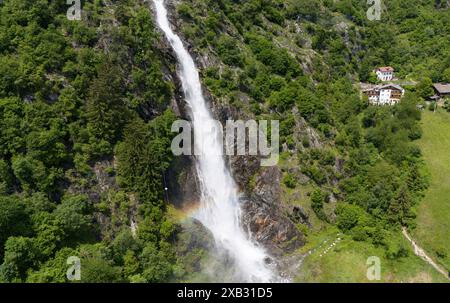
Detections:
[152, 0, 278, 282]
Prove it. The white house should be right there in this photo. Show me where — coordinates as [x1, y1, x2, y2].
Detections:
[375, 66, 395, 82]
[363, 84, 405, 105]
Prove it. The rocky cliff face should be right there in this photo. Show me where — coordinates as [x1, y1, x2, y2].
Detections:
[242, 166, 305, 256]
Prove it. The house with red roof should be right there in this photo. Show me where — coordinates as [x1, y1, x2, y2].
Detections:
[375, 66, 395, 82]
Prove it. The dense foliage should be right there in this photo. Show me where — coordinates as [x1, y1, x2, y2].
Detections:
[0, 0, 177, 282]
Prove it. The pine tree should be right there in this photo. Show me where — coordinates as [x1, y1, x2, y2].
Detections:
[388, 185, 411, 225]
[86, 60, 130, 148]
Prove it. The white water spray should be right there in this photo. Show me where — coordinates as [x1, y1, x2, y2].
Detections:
[152, 0, 277, 282]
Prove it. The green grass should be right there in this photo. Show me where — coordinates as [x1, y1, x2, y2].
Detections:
[414, 109, 450, 270]
[295, 228, 448, 283]
[295, 110, 450, 282]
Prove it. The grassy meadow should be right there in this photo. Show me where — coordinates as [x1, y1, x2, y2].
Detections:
[295, 228, 448, 283]
[414, 109, 450, 271]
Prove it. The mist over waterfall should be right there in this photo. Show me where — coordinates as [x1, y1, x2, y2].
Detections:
[152, 0, 277, 282]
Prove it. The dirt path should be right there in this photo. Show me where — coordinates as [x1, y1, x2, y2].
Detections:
[402, 227, 449, 280]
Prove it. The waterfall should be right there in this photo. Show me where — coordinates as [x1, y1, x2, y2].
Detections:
[152, 0, 277, 282]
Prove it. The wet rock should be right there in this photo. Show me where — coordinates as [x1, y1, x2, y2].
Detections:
[175, 218, 215, 253]
[166, 155, 200, 210]
[173, 218, 217, 278]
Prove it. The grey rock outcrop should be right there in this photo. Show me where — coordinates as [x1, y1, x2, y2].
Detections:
[241, 166, 305, 257]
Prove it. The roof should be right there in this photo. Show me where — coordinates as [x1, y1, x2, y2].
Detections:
[433, 83, 450, 94]
[362, 84, 404, 94]
[380, 84, 404, 91]
[377, 66, 394, 72]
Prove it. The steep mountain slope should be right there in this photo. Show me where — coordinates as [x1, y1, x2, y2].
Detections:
[164, 0, 450, 281]
[0, 0, 449, 282]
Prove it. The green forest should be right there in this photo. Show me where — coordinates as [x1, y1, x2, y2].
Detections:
[0, 0, 449, 282]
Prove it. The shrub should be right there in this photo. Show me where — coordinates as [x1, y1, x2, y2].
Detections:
[217, 35, 243, 67]
[283, 173, 297, 189]
[311, 189, 327, 220]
